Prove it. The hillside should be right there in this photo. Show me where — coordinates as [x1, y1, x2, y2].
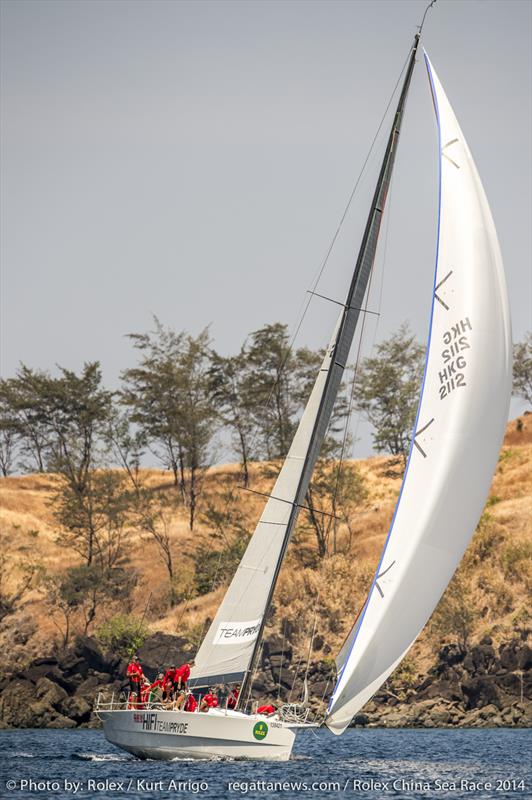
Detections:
[0, 415, 530, 727]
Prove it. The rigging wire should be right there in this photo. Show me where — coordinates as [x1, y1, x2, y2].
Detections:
[328, 165, 395, 521]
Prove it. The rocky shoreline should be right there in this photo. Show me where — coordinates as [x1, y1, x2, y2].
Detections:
[0, 633, 530, 730]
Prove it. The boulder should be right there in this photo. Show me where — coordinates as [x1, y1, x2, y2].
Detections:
[74, 637, 111, 674]
[499, 641, 532, 672]
[461, 677, 504, 710]
[429, 706, 452, 725]
[59, 696, 92, 723]
[437, 644, 465, 670]
[57, 654, 89, 677]
[268, 654, 290, 669]
[35, 677, 68, 707]
[137, 633, 190, 680]
[0, 679, 36, 727]
[463, 643, 497, 675]
[47, 714, 77, 729]
[262, 636, 292, 662]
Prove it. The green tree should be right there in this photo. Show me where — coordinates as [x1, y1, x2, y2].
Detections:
[430, 573, 479, 653]
[208, 350, 257, 487]
[353, 323, 424, 464]
[243, 323, 322, 460]
[54, 470, 132, 569]
[121, 320, 217, 529]
[0, 373, 50, 472]
[135, 488, 181, 604]
[47, 564, 136, 641]
[97, 614, 148, 659]
[303, 460, 367, 558]
[194, 488, 250, 595]
[0, 551, 41, 622]
[0, 392, 19, 476]
[512, 333, 532, 407]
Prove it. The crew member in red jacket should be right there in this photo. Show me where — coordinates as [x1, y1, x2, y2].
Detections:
[184, 692, 198, 713]
[148, 673, 165, 704]
[162, 666, 177, 701]
[227, 685, 240, 710]
[174, 659, 195, 692]
[200, 688, 219, 712]
[139, 677, 151, 707]
[257, 703, 276, 716]
[126, 656, 143, 704]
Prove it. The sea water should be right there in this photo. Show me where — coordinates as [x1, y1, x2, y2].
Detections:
[0, 728, 530, 800]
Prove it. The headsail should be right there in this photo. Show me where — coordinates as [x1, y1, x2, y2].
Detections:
[191, 35, 422, 691]
[190, 318, 343, 685]
[325, 52, 512, 734]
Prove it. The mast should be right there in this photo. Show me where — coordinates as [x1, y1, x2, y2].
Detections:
[239, 33, 421, 708]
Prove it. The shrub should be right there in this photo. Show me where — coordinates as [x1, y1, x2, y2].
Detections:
[96, 614, 148, 659]
[502, 542, 532, 581]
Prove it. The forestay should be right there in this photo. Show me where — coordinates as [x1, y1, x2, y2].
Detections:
[325, 53, 512, 734]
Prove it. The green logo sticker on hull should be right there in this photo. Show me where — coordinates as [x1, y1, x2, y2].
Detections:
[253, 721, 268, 741]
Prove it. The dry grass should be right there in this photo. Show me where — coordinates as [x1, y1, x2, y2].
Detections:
[0, 415, 530, 669]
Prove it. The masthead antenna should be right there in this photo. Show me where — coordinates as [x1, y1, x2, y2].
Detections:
[418, 0, 437, 36]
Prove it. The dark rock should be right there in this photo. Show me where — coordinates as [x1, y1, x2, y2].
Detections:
[58, 654, 89, 677]
[32, 657, 59, 668]
[74, 637, 110, 674]
[47, 714, 77, 729]
[268, 654, 290, 669]
[76, 676, 102, 697]
[312, 634, 324, 652]
[437, 644, 465, 670]
[59, 696, 92, 723]
[463, 644, 497, 675]
[262, 637, 292, 662]
[499, 641, 532, 672]
[137, 633, 190, 680]
[461, 676, 504, 710]
[35, 677, 68, 708]
[0, 679, 36, 727]
[353, 713, 369, 726]
[269, 668, 292, 689]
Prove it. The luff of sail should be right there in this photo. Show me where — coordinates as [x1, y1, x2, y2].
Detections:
[325, 52, 512, 735]
[191, 35, 422, 689]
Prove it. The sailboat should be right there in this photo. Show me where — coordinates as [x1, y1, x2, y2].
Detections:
[97, 15, 512, 759]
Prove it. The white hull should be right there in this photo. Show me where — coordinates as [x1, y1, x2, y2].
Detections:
[99, 708, 295, 761]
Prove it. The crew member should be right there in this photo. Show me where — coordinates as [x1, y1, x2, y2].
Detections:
[148, 673, 165, 704]
[227, 685, 240, 710]
[257, 703, 276, 716]
[175, 658, 195, 692]
[162, 666, 177, 701]
[200, 687, 219, 712]
[184, 692, 198, 713]
[174, 688, 187, 711]
[139, 677, 151, 708]
[126, 655, 143, 705]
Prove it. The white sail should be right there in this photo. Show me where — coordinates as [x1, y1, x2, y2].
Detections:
[325, 52, 512, 734]
[191, 317, 342, 685]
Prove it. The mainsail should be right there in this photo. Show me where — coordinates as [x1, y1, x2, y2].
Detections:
[325, 52, 512, 734]
[191, 36, 422, 691]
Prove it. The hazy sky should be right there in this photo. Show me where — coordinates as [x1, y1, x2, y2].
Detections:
[1, 0, 530, 459]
